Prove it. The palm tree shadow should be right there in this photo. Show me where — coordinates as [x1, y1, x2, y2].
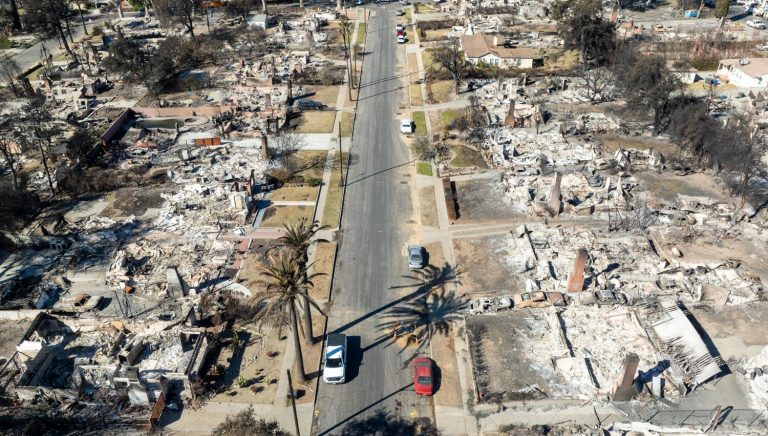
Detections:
[374, 289, 467, 367]
[329, 262, 462, 336]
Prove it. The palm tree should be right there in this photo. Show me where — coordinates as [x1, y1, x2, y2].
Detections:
[271, 218, 329, 344]
[376, 290, 467, 367]
[255, 253, 325, 382]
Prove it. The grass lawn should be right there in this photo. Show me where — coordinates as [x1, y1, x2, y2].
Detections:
[309, 242, 336, 302]
[283, 151, 327, 180]
[407, 53, 418, 74]
[440, 110, 458, 128]
[410, 84, 423, 106]
[321, 152, 348, 229]
[423, 28, 450, 41]
[340, 111, 354, 137]
[417, 162, 433, 176]
[422, 49, 436, 70]
[450, 145, 486, 168]
[431, 80, 455, 103]
[25, 65, 45, 80]
[419, 186, 438, 227]
[412, 111, 427, 135]
[296, 111, 336, 133]
[356, 22, 367, 45]
[269, 186, 319, 202]
[260, 205, 315, 228]
[305, 86, 340, 107]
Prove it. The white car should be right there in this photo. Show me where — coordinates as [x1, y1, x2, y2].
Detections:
[397, 34, 406, 43]
[400, 119, 414, 133]
[747, 19, 766, 29]
[323, 334, 347, 384]
[396, 23, 405, 32]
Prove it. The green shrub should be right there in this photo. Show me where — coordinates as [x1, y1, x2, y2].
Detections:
[0, 35, 12, 50]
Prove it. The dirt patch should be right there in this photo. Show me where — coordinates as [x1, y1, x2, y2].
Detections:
[431, 330, 462, 407]
[102, 188, 165, 218]
[296, 111, 336, 133]
[282, 150, 328, 181]
[237, 240, 273, 291]
[419, 186, 438, 228]
[596, 133, 678, 156]
[424, 241, 445, 269]
[466, 311, 592, 402]
[430, 80, 455, 104]
[454, 178, 525, 223]
[689, 303, 768, 360]
[304, 86, 340, 107]
[410, 84, 423, 106]
[407, 53, 418, 74]
[310, 242, 336, 303]
[269, 186, 319, 202]
[260, 206, 315, 228]
[209, 325, 285, 404]
[635, 172, 727, 202]
[452, 234, 522, 296]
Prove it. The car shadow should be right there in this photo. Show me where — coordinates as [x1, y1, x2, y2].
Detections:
[345, 335, 363, 383]
[432, 362, 442, 395]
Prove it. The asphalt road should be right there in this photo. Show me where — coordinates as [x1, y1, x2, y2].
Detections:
[312, 6, 429, 435]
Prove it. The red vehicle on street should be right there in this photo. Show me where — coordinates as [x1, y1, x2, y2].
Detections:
[412, 357, 435, 396]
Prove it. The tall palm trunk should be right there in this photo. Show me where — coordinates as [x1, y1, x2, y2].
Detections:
[302, 293, 313, 344]
[290, 303, 307, 382]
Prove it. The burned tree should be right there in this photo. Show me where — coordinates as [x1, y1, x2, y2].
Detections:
[612, 50, 682, 135]
[154, 0, 197, 38]
[0, 113, 24, 191]
[578, 65, 613, 104]
[433, 38, 471, 94]
[552, 0, 615, 65]
[22, 0, 76, 59]
[413, 135, 450, 162]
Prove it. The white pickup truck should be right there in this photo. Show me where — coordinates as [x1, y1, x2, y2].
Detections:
[322, 334, 347, 384]
[747, 19, 766, 29]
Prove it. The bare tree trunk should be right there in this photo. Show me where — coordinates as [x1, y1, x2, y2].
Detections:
[290, 304, 307, 382]
[76, 2, 89, 35]
[55, 24, 75, 58]
[0, 149, 19, 191]
[261, 0, 267, 13]
[187, 15, 196, 38]
[302, 294, 313, 344]
[37, 141, 56, 195]
[9, 0, 21, 31]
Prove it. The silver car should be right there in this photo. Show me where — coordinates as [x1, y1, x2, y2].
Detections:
[408, 245, 426, 270]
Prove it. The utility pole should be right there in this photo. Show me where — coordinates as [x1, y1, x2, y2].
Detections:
[287, 370, 301, 436]
[338, 121, 344, 186]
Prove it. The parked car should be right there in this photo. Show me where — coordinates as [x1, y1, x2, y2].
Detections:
[396, 8, 405, 15]
[396, 23, 405, 31]
[756, 43, 768, 51]
[412, 357, 434, 395]
[52, 293, 103, 313]
[355, 0, 364, 4]
[397, 35, 406, 43]
[747, 19, 766, 29]
[323, 334, 347, 384]
[407, 245, 426, 269]
[295, 99, 325, 111]
[396, 29, 405, 37]
[400, 119, 414, 133]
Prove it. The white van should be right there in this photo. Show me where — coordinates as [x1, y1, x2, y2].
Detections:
[400, 119, 414, 133]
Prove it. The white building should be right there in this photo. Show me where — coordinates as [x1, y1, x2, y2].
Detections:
[717, 58, 768, 88]
[459, 34, 543, 69]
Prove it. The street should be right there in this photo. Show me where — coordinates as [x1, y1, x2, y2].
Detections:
[312, 5, 429, 435]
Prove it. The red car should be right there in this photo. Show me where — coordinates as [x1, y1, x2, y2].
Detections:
[412, 357, 434, 396]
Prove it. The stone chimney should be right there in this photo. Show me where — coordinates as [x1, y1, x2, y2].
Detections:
[493, 35, 499, 47]
[505, 101, 516, 127]
[260, 136, 269, 160]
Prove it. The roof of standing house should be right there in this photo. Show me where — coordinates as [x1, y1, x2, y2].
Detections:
[719, 58, 768, 78]
[460, 34, 541, 60]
